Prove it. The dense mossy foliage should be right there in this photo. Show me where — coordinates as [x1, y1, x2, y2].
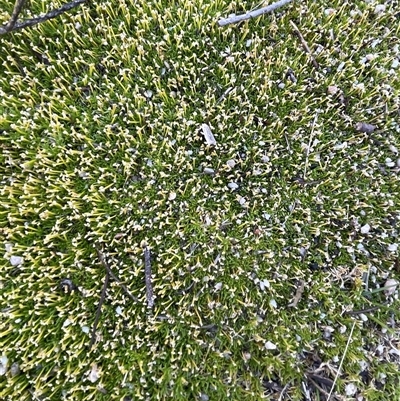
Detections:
[1, 1, 399, 400]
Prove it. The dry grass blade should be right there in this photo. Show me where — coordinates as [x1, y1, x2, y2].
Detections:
[289, 20, 319, 70]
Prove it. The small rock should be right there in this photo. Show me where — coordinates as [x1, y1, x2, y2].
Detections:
[259, 279, 270, 291]
[384, 279, 398, 297]
[203, 167, 215, 175]
[88, 364, 100, 383]
[345, 383, 357, 396]
[227, 182, 239, 190]
[201, 123, 216, 146]
[168, 192, 177, 201]
[327, 85, 339, 95]
[144, 89, 153, 99]
[265, 341, 277, 350]
[0, 355, 8, 376]
[360, 224, 371, 234]
[388, 243, 398, 252]
[199, 393, 209, 401]
[355, 122, 375, 134]
[324, 8, 336, 16]
[5, 243, 13, 252]
[374, 4, 386, 14]
[385, 158, 395, 167]
[238, 197, 246, 206]
[226, 159, 236, 168]
[10, 256, 23, 266]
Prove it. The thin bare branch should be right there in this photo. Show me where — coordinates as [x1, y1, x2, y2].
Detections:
[5, 0, 27, 32]
[96, 248, 139, 302]
[144, 246, 154, 309]
[289, 20, 319, 70]
[218, 0, 293, 27]
[0, 0, 86, 35]
[89, 258, 110, 349]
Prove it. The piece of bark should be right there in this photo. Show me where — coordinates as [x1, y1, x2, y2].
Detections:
[288, 280, 305, 307]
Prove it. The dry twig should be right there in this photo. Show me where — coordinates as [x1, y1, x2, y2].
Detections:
[289, 20, 319, 70]
[90, 251, 110, 349]
[288, 280, 305, 307]
[144, 246, 154, 308]
[218, 0, 294, 27]
[96, 248, 139, 302]
[0, 0, 86, 35]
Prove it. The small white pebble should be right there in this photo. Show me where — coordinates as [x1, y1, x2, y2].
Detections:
[214, 282, 223, 291]
[203, 167, 215, 175]
[391, 59, 399, 69]
[385, 158, 395, 167]
[226, 159, 236, 168]
[261, 155, 269, 163]
[245, 39, 252, 47]
[88, 364, 100, 383]
[144, 89, 153, 99]
[359, 313, 368, 322]
[333, 142, 347, 150]
[384, 279, 398, 296]
[324, 8, 336, 16]
[374, 4, 386, 14]
[327, 85, 339, 95]
[345, 383, 357, 396]
[228, 182, 239, 190]
[388, 243, 398, 252]
[278, 82, 285, 89]
[238, 197, 246, 206]
[10, 255, 23, 266]
[360, 224, 371, 234]
[265, 341, 277, 350]
[259, 279, 270, 291]
[81, 325, 90, 334]
[201, 123, 217, 146]
[0, 355, 8, 376]
[5, 243, 13, 252]
[269, 299, 277, 309]
[168, 192, 177, 201]
[63, 319, 72, 327]
[389, 145, 398, 154]
[115, 306, 123, 315]
[263, 213, 271, 220]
